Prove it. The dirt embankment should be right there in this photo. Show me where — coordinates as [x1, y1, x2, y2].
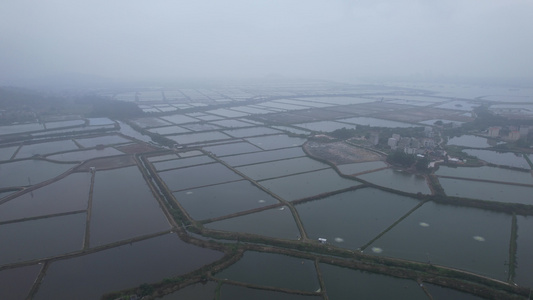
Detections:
[303, 140, 383, 165]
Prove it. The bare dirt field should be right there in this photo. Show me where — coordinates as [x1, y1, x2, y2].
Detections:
[304, 140, 383, 165]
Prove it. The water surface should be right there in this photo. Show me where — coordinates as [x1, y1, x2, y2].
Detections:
[158, 163, 242, 191]
[236, 157, 329, 181]
[463, 149, 530, 169]
[439, 178, 533, 205]
[0, 264, 42, 300]
[358, 169, 431, 194]
[220, 147, 305, 167]
[0, 159, 75, 188]
[514, 215, 533, 287]
[436, 165, 533, 185]
[34, 234, 224, 300]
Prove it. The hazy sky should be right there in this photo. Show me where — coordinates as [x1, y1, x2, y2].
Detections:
[1, 0, 533, 83]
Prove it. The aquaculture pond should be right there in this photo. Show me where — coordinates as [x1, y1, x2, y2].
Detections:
[220, 147, 305, 167]
[357, 168, 431, 194]
[160, 114, 199, 125]
[0, 213, 86, 266]
[463, 149, 531, 169]
[293, 121, 357, 132]
[296, 188, 421, 250]
[0, 172, 91, 222]
[0, 264, 42, 300]
[173, 180, 279, 220]
[236, 157, 329, 181]
[223, 126, 281, 138]
[514, 215, 533, 288]
[47, 147, 123, 162]
[203, 142, 262, 156]
[245, 134, 307, 150]
[319, 263, 428, 299]
[74, 135, 131, 147]
[219, 284, 323, 300]
[158, 163, 242, 191]
[258, 169, 360, 201]
[167, 131, 232, 145]
[15, 140, 79, 159]
[90, 166, 170, 246]
[336, 161, 388, 175]
[0, 146, 17, 161]
[436, 165, 533, 185]
[0, 159, 76, 188]
[152, 155, 215, 171]
[337, 117, 417, 128]
[148, 125, 190, 135]
[159, 282, 218, 300]
[205, 206, 300, 240]
[423, 283, 485, 300]
[446, 135, 496, 148]
[438, 178, 533, 205]
[214, 251, 320, 292]
[367, 202, 511, 281]
[33, 234, 224, 300]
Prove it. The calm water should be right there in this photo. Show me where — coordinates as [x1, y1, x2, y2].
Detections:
[0, 159, 75, 188]
[358, 169, 431, 194]
[236, 157, 329, 181]
[47, 147, 123, 162]
[447, 135, 495, 148]
[0, 146, 18, 161]
[219, 284, 323, 300]
[214, 251, 320, 292]
[210, 119, 254, 128]
[205, 206, 300, 240]
[167, 131, 231, 145]
[337, 161, 388, 175]
[0, 172, 91, 222]
[463, 149, 530, 169]
[223, 126, 281, 138]
[220, 147, 305, 167]
[158, 163, 242, 191]
[148, 125, 190, 135]
[423, 283, 485, 300]
[297, 188, 421, 249]
[160, 114, 199, 125]
[45, 119, 85, 129]
[34, 234, 224, 299]
[152, 155, 215, 171]
[203, 142, 262, 156]
[0, 213, 86, 266]
[294, 121, 357, 132]
[368, 202, 511, 281]
[514, 216, 533, 287]
[439, 178, 533, 205]
[245, 134, 307, 150]
[182, 123, 222, 132]
[0, 123, 44, 135]
[90, 166, 170, 246]
[259, 169, 360, 201]
[436, 165, 533, 185]
[74, 135, 131, 148]
[338, 117, 417, 128]
[320, 263, 428, 300]
[173, 180, 279, 220]
[207, 108, 249, 118]
[0, 263, 42, 300]
[159, 282, 218, 300]
[15, 140, 79, 159]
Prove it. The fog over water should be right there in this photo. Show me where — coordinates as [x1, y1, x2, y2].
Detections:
[1, 0, 533, 85]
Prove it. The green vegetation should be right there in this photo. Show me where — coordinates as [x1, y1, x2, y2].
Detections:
[386, 150, 415, 167]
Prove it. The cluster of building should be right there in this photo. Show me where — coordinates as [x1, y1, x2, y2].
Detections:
[487, 126, 530, 141]
[387, 128, 439, 155]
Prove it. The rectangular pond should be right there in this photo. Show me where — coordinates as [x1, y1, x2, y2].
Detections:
[258, 169, 360, 201]
[214, 251, 320, 292]
[462, 149, 531, 169]
[203, 142, 262, 157]
[337, 161, 388, 175]
[357, 168, 431, 194]
[0, 264, 42, 300]
[436, 165, 533, 185]
[152, 155, 215, 171]
[34, 233, 224, 300]
[236, 157, 329, 181]
[245, 135, 307, 150]
[0, 213, 86, 266]
[439, 178, 533, 205]
[90, 166, 171, 246]
[514, 215, 533, 288]
[173, 180, 279, 220]
[320, 263, 428, 299]
[0, 159, 76, 188]
[167, 131, 232, 145]
[367, 202, 512, 281]
[220, 147, 306, 167]
[296, 188, 421, 250]
[0, 172, 91, 222]
[158, 163, 243, 191]
[15, 140, 80, 159]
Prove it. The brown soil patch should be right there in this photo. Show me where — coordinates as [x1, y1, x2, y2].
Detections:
[304, 140, 383, 165]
